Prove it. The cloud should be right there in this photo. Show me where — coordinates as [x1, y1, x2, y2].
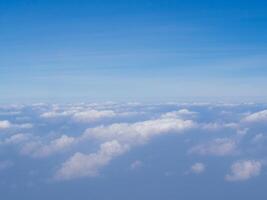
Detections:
[0, 120, 33, 130]
[190, 162, 206, 174]
[3, 102, 266, 183]
[201, 122, 239, 131]
[225, 160, 261, 181]
[0, 111, 21, 116]
[251, 133, 265, 143]
[72, 110, 116, 123]
[0, 120, 11, 129]
[15, 123, 33, 129]
[189, 138, 237, 156]
[33, 135, 75, 157]
[40, 107, 124, 123]
[4, 133, 29, 144]
[161, 109, 197, 119]
[243, 110, 267, 123]
[55, 116, 195, 180]
[40, 111, 73, 118]
[201, 123, 223, 131]
[20, 135, 75, 158]
[20, 141, 42, 156]
[83, 118, 195, 145]
[55, 140, 129, 180]
[40, 109, 196, 181]
[19, 110, 194, 161]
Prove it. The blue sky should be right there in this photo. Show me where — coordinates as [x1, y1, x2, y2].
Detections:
[1, 0, 267, 102]
[1, 2, 267, 198]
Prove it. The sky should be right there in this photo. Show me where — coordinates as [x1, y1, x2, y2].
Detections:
[1, 1, 267, 200]
[1, 0, 267, 102]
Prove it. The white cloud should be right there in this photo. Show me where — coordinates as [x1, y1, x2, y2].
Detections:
[161, 109, 197, 119]
[55, 140, 129, 180]
[54, 117, 195, 180]
[0, 120, 33, 130]
[190, 162, 206, 174]
[236, 128, 249, 135]
[20, 135, 75, 158]
[201, 122, 222, 131]
[0, 120, 11, 129]
[44, 108, 196, 181]
[20, 141, 41, 156]
[18, 111, 195, 161]
[225, 160, 261, 181]
[189, 138, 237, 156]
[201, 122, 239, 131]
[34, 135, 75, 157]
[243, 110, 267, 123]
[40, 111, 73, 118]
[72, 110, 116, 123]
[5, 102, 263, 183]
[41, 107, 118, 123]
[83, 118, 195, 145]
[4, 133, 29, 144]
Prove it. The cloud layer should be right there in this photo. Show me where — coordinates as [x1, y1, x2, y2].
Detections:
[0, 102, 266, 183]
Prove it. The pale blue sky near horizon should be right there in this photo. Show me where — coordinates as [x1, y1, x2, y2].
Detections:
[1, 0, 267, 102]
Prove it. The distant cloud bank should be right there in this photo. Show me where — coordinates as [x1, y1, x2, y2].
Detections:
[0, 102, 266, 182]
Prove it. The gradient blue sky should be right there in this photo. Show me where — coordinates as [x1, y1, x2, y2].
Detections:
[1, 0, 267, 102]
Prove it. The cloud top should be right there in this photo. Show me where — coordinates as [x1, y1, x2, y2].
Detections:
[225, 160, 262, 181]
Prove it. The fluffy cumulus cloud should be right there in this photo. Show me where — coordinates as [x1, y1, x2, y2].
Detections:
[54, 116, 195, 180]
[19, 135, 75, 158]
[1, 102, 267, 183]
[225, 160, 262, 181]
[83, 118, 195, 145]
[190, 162, 206, 174]
[40, 105, 143, 123]
[40, 111, 72, 118]
[72, 110, 116, 122]
[201, 122, 239, 131]
[0, 120, 11, 129]
[161, 109, 197, 119]
[189, 138, 237, 156]
[55, 140, 129, 180]
[4, 133, 29, 144]
[0, 120, 33, 130]
[41, 107, 118, 123]
[243, 110, 267, 123]
[33, 135, 75, 157]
